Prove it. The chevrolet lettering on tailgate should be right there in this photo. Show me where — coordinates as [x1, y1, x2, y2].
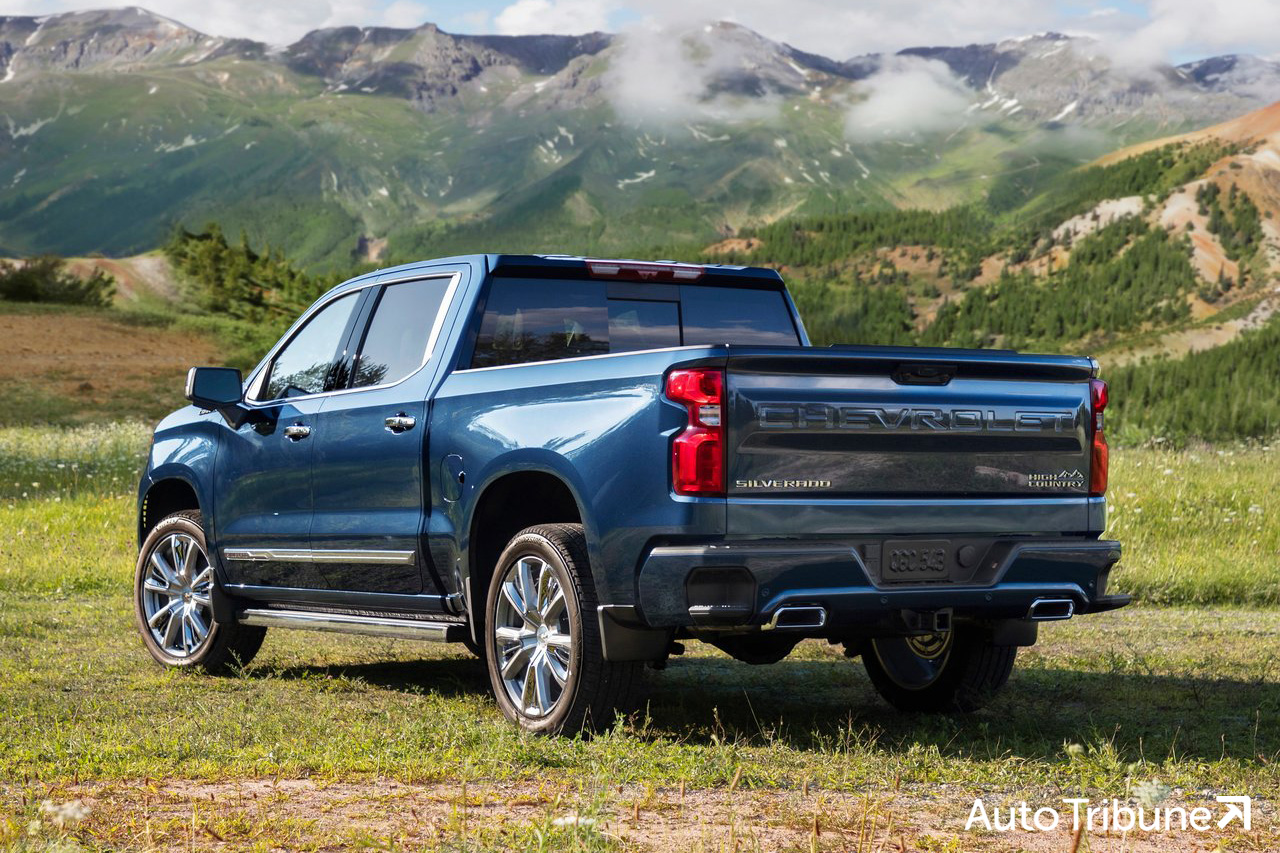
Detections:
[757, 404, 1078, 433]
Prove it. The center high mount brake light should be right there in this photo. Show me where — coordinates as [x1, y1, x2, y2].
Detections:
[586, 260, 704, 282]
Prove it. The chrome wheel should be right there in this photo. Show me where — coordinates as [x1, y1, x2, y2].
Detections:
[871, 631, 954, 690]
[140, 532, 214, 658]
[492, 555, 573, 718]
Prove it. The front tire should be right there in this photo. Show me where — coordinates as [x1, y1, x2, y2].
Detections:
[133, 510, 266, 673]
[484, 524, 642, 735]
[861, 627, 1016, 713]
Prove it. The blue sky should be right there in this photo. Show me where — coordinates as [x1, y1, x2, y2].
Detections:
[8, 1, 1278, 62]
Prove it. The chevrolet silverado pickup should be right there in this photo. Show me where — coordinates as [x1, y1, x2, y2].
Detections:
[134, 254, 1127, 734]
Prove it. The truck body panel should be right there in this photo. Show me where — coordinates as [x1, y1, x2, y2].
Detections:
[139, 253, 1126, 668]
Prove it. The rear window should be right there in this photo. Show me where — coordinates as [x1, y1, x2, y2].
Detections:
[680, 286, 799, 347]
[469, 278, 799, 368]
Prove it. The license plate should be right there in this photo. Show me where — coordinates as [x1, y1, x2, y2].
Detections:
[882, 540, 951, 583]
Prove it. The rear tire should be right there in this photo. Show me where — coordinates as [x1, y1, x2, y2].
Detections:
[133, 511, 266, 674]
[861, 627, 1016, 713]
[484, 524, 642, 735]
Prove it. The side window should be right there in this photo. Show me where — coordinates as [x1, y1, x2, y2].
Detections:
[350, 278, 452, 389]
[257, 292, 359, 401]
[471, 278, 609, 368]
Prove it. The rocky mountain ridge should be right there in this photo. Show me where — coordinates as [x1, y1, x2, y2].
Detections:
[2, 6, 1280, 267]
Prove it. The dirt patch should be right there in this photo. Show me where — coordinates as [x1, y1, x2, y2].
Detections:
[61, 255, 181, 304]
[704, 237, 762, 255]
[18, 778, 1268, 852]
[1052, 195, 1145, 244]
[0, 309, 220, 421]
[1093, 101, 1280, 167]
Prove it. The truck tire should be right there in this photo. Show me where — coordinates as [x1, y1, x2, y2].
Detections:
[134, 510, 266, 673]
[861, 628, 1016, 713]
[484, 524, 642, 734]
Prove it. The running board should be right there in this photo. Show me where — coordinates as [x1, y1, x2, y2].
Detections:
[237, 608, 463, 642]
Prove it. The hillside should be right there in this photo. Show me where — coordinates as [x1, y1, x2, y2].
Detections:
[702, 98, 1280, 350]
[3, 9, 1280, 268]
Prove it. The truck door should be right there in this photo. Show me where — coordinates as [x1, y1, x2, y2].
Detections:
[216, 290, 364, 589]
[308, 271, 462, 596]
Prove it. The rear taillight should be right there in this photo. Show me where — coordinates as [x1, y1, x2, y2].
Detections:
[1089, 378, 1109, 497]
[666, 368, 725, 496]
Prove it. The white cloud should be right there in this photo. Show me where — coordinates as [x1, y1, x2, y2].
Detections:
[495, 0, 618, 36]
[621, 0, 1071, 60]
[844, 57, 973, 141]
[1104, 0, 1280, 68]
[606, 22, 789, 124]
[380, 1, 432, 30]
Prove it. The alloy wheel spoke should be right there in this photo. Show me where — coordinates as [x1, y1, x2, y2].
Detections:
[186, 607, 209, 642]
[170, 537, 185, 580]
[533, 656, 554, 711]
[143, 577, 170, 595]
[544, 631, 572, 651]
[163, 605, 183, 649]
[542, 585, 565, 623]
[521, 656, 539, 712]
[501, 580, 525, 618]
[518, 559, 539, 620]
[537, 563, 552, 612]
[148, 598, 180, 628]
[180, 535, 200, 578]
[545, 649, 569, 686]
[494, 625, 525, 644]
[191, 566, 213, 589]
[149, 552, 179, 587]
[502, 643, 534, 680]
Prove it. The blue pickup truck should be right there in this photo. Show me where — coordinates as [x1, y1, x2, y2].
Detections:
[135, 254, 1126, 733]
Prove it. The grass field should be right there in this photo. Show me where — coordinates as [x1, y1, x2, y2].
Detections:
[1, 426, 1277, 851]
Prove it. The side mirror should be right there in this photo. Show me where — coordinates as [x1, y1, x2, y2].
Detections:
[186, 367, 245, 424]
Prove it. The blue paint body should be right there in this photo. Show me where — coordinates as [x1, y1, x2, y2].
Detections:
[138, 254, 1126, 654]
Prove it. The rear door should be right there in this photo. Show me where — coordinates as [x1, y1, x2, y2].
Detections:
[724, 348, 1097, 535]
[307, 271, 461, 595]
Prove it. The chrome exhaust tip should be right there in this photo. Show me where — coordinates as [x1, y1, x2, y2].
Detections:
[763, 605, 828, 631]
[1027, 598, 1075, 621]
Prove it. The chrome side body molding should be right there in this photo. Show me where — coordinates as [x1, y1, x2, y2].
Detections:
[222, 548, 417, 565]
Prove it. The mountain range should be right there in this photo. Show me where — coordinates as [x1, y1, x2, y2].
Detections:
[3, 6, 1280, 267]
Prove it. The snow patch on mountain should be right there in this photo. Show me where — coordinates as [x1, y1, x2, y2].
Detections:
[155, 134, 203, 153]
[616, 170, 656, 189]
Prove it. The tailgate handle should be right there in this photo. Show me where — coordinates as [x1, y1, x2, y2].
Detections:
[892, 363, 956, 386]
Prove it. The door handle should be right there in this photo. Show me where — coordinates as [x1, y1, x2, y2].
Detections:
[385, 414, 416, 433]
[283, 424, 312, 441]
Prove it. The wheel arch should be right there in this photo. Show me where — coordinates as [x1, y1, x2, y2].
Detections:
[138, 475, 202, 546]
[464, 464, 586, 646]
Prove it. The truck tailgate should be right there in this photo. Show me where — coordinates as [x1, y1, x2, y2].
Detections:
[725, 347, 1098, 533]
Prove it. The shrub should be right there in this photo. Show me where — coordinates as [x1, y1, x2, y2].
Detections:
[0, 255, 115, 307]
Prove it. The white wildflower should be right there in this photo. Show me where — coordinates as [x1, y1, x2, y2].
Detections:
[552, 814, 597, 828]
[40, 799, 90, 828]
[1133, 780, 1172, 810]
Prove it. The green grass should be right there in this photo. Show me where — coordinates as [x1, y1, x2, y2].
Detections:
[1, 427, 1278, 850]
[1108, 445, 1280, 604]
